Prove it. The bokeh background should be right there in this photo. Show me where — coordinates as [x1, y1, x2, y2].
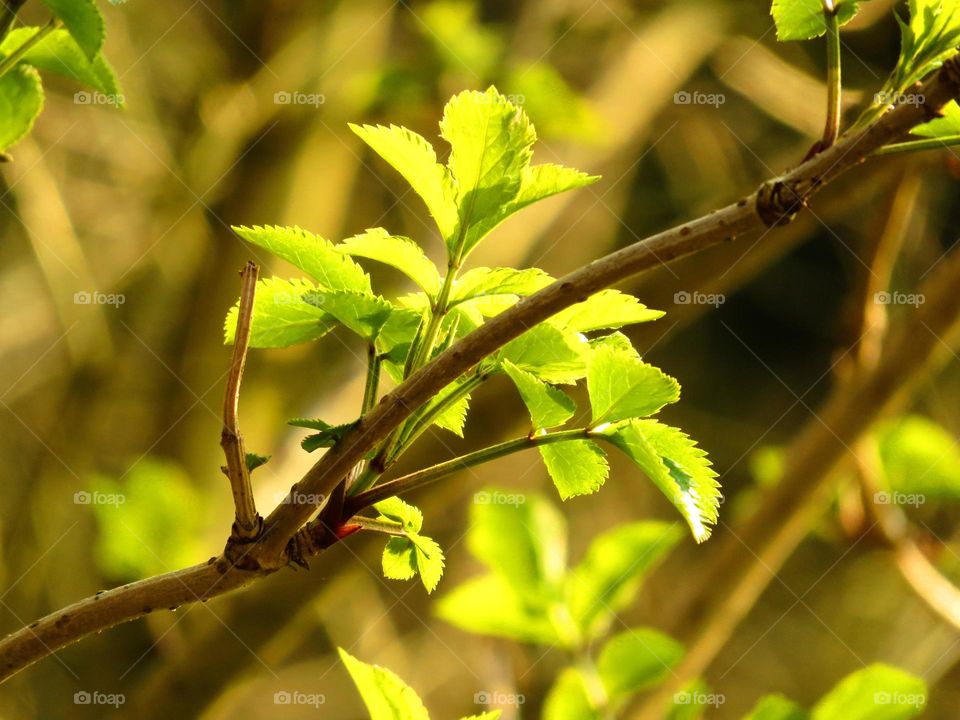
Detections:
[1, 0, 960, 717]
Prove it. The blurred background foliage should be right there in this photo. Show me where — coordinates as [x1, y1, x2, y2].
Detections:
[1, 0, 959, 717]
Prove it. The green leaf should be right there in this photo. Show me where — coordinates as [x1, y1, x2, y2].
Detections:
[382, 536, 418, 581]
[597, 628, 685, 697]
[349, 123, 458, 242]
[587, 343, 680, 424]
[410, 532, 445, 593]
[338, 228, 442, 297]
[811, 664, 926, 720]
[338, 648, 431, 720]
[467, 490, 566, 597]
[42, 0, 105, 59]
[224, 277, 334, 348]
[288, 418, 355, 452]
[376, 496, 424, 532]
[305, 289, 394, 340]
[542, 668, 600, 720]
[435, 573, 560, 644]
[566, 521, 682, 635]
[912, 99, 960, 137]
[376, 306, 424, 363]
[0, 64, 42, 152]
[244, 452, 270, 473]
[887, 0, 960, 93]
[451, 267, 554, 306]
[539, 440, 609, 500]
[771, 0, 862, 41]
[502, 360, 575, 429]
[551, 290, 664, 333]
[439, 87, 536, 257]
[875, 415, 960, 500]
[744, 695, 810, 720]
[601, 420, 720, 542]
[1, 28, 120, 99]
[464, 163, 600, 251]
[232, 225, 370, 293]
[498, 324, 586, 384]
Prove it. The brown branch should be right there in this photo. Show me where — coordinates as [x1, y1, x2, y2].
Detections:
[0, 559, 267, 682]
[250, 56, 960, 568]
[1, 56, 959, 686]
[221, 262, 261, 542]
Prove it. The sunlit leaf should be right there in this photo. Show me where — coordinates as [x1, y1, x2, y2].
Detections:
[542, 668, 599, 720]
[224, 277, 334, 348]
[339, 648, 430, 720]
[1, 28, 120, 99]
[539, 440, 608, 500]
[42, 0, 104, 59]
[771, 0, 861, 41]
[502, 360, 575, 429]
[349, 123, 458, 242]
[232, 225, 370, 293]
[601, 420, 720, 542]
[0, 64, 42, 152]
[338, 228, 442, 297]
[587, 343, 680, 424]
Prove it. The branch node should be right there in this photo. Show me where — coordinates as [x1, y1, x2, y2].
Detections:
[756, 179, 806, 228]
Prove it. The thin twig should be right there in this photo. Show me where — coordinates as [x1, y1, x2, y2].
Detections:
[221, 262, 261, 541]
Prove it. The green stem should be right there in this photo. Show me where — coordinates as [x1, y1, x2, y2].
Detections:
[393, 371, 485, 453]
[346, 427, 591, 514]
[873, 135, 960, 156]
[821, 0, 842, 149]
[0, 17, 56, 79]
[362, 344, 381, 415]
[351, 516, 406, 536]
[348, 371, 487, 497]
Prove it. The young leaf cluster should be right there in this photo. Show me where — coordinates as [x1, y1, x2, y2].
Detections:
[224, 86, 720, 582]
[0, 0, 122, 154]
